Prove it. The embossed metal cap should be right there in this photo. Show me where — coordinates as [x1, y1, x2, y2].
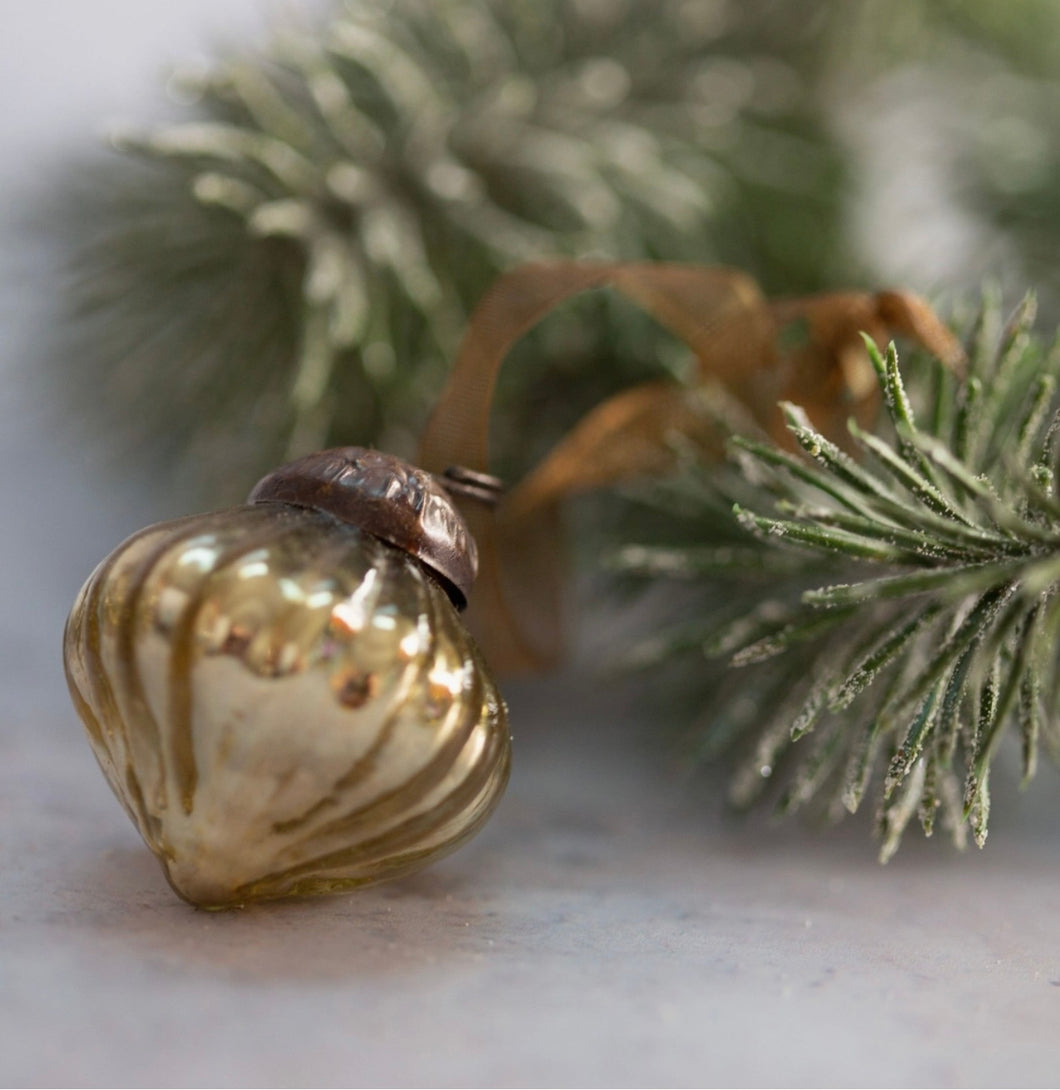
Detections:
[248, 447, 478, 609]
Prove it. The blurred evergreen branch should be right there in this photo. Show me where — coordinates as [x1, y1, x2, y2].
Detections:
[614, 295, 1060, 857]
[45, 0, 845, 498]
[37, 0, 1060, 501]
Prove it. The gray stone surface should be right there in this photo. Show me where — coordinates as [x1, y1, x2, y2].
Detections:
[3, 5, 1060, 1087]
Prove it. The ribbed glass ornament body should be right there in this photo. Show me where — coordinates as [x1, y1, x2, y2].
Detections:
[63, 502, 510, 908]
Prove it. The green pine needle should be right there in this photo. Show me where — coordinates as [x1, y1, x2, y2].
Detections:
[615, 294, 1060, 858]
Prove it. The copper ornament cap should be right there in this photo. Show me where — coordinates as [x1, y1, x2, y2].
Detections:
[248, 446, 478, 609]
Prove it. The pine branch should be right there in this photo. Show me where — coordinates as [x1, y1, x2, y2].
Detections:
[615, 294, 1060, 858]
[41, 0, 846, 500]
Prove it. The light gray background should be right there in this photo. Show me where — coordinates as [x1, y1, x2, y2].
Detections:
[2, 4, 1059, 1087]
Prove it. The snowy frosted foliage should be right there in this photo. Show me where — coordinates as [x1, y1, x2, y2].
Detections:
[617, 294, 1060, 858]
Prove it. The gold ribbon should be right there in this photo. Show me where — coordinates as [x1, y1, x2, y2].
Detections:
[417, 261, 965, 673]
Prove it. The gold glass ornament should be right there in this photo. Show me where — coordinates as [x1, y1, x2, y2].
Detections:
[64, 449, 510, 908]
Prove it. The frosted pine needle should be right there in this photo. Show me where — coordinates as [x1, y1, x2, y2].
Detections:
[616, 294, 1060, 858]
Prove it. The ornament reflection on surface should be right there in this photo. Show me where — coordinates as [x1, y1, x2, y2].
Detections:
[63, 449, 510, 909]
